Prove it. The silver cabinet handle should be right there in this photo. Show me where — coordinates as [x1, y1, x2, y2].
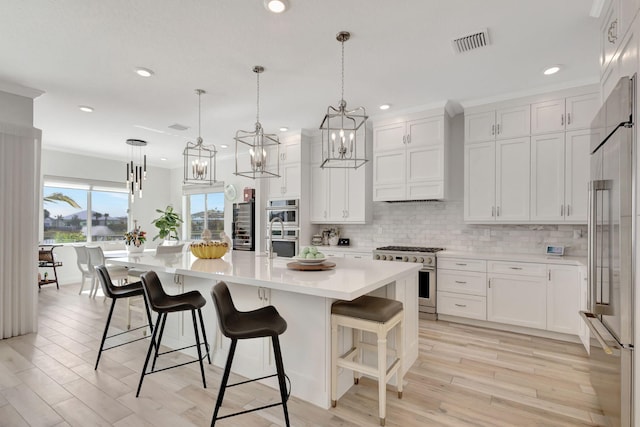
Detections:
[548, 270, 551, 281]
[567, 204, 571, 216]
[488, 278, 491, 288]
[561, 114, 564, 126]
[567, 113, 571, 125]
[509, 267, 523, 270]
[455, 263, 467, 266]
[561, 205, 564, 216]
[496, 206, 500, 217]
[608, 19, 618, 43]
[491, 124, 495, 136]
[454, 304, 467, 308]
[402, 135, 406, 144]
[491, 206, 495, 217]
[496, 123, 501, 135]
[454, 280, 467, 284]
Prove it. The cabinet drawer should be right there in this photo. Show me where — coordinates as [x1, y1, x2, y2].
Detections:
[437, 292, 486, 320]
[437, 258, 486, 272]
[488, 261, 545, 277]
[438, 270, 486, 296]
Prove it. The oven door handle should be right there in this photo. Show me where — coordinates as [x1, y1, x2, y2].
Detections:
[266, 206, 298, 211]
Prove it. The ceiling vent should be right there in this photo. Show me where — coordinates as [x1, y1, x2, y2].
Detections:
[168, 123, 189, 131]
[452, 29, 490, 54]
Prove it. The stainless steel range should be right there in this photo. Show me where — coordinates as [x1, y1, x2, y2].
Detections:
[373, 246, 444, 320]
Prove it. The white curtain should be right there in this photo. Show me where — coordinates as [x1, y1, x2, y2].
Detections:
[0, 122, 41, 338]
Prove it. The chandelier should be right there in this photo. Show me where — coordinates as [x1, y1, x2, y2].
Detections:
[125, 138, 147, 202]
[319, 31, 368, 169]
[234, 66, 280, 179]
[184, 89, 217, 185]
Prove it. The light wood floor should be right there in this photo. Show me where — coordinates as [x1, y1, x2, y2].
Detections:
[0, 284, 604, 427]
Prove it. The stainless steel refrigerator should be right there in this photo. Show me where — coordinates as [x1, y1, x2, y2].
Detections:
[232, 200, 255, 251]
[581, 75, 635, 426]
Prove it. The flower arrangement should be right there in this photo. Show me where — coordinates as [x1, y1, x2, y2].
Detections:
[124, 223, 146, 247]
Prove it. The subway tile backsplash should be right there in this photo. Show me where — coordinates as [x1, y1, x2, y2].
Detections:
[322, 200, 587, 257]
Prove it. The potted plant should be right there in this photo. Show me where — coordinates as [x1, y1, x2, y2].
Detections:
[124, 220, 147, 253]
[151, 205, 183, 242]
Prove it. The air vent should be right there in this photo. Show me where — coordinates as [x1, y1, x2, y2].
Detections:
[168, 123, 189, 131]
[452, 29, 490, 54]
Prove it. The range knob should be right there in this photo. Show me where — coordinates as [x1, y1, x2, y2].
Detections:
[386, 255, 394, 261]
[425, 257, 433, 265]
[374, 254, 381, 260]
[416, 257, 423, 263]
[410, 256, 417, 262]
[402, 256, 409, 262]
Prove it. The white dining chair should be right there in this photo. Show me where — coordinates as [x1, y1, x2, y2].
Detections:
[73, 245, 94, 295]
[155, 242, 185, 254]
[86, 246, 129, 298]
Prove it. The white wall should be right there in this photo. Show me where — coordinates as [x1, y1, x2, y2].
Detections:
[0, 90, 33, 127]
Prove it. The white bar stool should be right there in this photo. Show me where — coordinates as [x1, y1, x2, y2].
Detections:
[331, 295, 404, 426]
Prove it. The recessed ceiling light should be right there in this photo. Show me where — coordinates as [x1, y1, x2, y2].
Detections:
[264, 0, 288, 13]
[220, 144, 229, 149]
[79, 105, 94, 113]
[135, 67, 154, 77]
[279, 127, 289, 132]
[543, 65, 561, 75]
[160, 157, 167, 161]
[379, 104, 391, 110]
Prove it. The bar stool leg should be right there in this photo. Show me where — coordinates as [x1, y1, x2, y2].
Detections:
[272, 336, 291, 427]
[377, 330, 387, 427]
[191, 309, 207, 389]
[136, 312, 163, 397]
[353, 328, 363, 384]
[212, 339, 237, 425]
[330, 316, 338, 407]
[197, 308, 211, 364]
[396, 320, 403, 399]
[95, 298, 117, 370]
[151, 313, 168, 371]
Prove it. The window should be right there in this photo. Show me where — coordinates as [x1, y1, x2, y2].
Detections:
[43, 178, 129, 244]
[187, 191, 225, 240]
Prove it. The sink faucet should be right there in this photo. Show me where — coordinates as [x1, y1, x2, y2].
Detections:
[268, 217, 284, 259]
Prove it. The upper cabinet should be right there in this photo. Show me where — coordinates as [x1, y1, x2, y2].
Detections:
[266, 134, 307, 200]
[530, 93, 599, 135]
[373, 110, 449, 201]
[464, 105, 530, 144]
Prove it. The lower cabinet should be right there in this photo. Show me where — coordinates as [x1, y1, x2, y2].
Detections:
[487, 272, 547, 329]
[437, 258, 487, 320]
[546, 265, 582, 335]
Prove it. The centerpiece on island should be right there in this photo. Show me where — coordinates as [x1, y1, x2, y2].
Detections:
[190, 229, 229, 259]
[124, 221, 146, 253]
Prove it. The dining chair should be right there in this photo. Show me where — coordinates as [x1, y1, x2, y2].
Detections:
[74, 245, 94, 295]
[86, 246, 129, 298]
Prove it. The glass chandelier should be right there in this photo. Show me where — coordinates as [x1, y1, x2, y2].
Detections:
[320, 31, 368, 169]
[234, 66, 280, 179]
[184, 89, 217, 185]
[125, 138, 147, 202]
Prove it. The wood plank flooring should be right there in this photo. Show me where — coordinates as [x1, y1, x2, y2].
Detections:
[0, 284, 603, 426]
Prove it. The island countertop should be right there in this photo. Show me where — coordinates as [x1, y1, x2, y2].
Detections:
[108, 250, 421, 301]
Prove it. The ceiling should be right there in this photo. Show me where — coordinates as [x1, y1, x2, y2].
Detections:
[0, 0, 600, 168]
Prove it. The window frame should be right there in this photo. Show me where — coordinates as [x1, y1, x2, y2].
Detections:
[183, 183, 226, 241]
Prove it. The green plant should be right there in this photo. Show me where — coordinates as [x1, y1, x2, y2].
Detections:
[151, 205, 183, 241]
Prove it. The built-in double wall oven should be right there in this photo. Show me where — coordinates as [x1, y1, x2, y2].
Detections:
[266, 227, 299, 258]
[266, 199, 299, 258]
[266, 199, 298, 226]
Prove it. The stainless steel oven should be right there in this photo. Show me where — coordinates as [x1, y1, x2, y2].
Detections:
[266, 227, 299, 258]
[266, 199, 299, 226]
[373, 246, 442, 320]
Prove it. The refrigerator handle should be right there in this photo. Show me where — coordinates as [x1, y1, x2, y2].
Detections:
[579, 311, 620, 355]
[588, 180, 613, 314]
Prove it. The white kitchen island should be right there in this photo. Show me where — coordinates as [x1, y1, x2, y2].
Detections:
[109, 250, 420, 408]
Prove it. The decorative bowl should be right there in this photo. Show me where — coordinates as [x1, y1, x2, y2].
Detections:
[293, 255, 326, 265]
[190, 242, 229, 259]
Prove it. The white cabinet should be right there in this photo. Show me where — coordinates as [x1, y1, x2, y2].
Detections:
[373, 112, 448, 201]
[487, 261, 547, 330]
[464, 105, 530, 143]
[530, 93, 599, 134]
[267, 162, 301, 199]
[546, 265, 581, 335]
[437, 258, 487, 320]
[579, 267, 590, 353]
[464, 137, 530, 222]
[530, 129, 599, 223]
[309, 142, 372, 224]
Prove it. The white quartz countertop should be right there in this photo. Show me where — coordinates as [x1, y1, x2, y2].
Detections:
[108, 250, 420, 300]
[313, 246, 375, 254]
[437, 250, 587, 267]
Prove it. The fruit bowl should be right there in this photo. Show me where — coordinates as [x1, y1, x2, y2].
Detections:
[293, 255, 326, 265]
[190, 242, 229, 259]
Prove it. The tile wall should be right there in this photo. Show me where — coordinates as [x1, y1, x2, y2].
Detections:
[321, 200, 588, 257]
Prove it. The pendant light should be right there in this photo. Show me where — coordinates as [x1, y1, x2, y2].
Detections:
[125, 138, 147, 203]
[234, 66, 280, 179]
[183, 89, 217, 185]
[319, 31, 368, 169]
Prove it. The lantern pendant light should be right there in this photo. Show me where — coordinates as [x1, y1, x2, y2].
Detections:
[183, 89, 217, 185]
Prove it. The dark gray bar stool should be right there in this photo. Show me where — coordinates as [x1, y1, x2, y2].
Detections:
[331, 295, 404, 426]
[136, 271, 210, 397]
[94, 265, 154, 370]
[210, 281, 290, 427]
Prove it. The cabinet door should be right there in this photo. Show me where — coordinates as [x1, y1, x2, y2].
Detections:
[373, 150, 405, 201]
[530, 133, 565, 222]
[565, 129, 595, 222]
[530, 99, 565, 134]
[407, 116, 444, 148]
[565, 93, 600, 131]
[464, 142, 495, 221]
[373, 122, 406, 152]
[495, 137, 530, 221]
[267, 174, 285, 199]
[487, 275, 546, 329]
[281, 163, 301, 198]
[464, 111, 495, 143]
[546, 266, 581, 335]
[309, 166, 328, 223]
[344, 166, 367, 222]
[495, 105, 530, 139]
[327, 168, 347, 221]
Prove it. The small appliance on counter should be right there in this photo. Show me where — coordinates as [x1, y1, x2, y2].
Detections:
[337, 238, 350, 246]
[311, 234, 323, 246]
